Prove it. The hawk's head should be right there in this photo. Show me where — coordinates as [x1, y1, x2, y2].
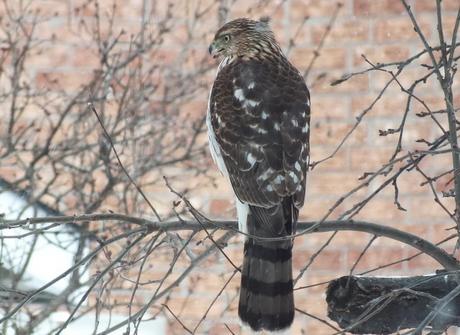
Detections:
[209, 17, 279, 59]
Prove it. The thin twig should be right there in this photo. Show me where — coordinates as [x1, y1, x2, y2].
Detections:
[192, 268, 239, 333]
[88, 102, 162, 221]
[162, 304, 193, 334]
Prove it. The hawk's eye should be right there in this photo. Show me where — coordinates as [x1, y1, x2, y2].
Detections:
[223, 34, 231, 42]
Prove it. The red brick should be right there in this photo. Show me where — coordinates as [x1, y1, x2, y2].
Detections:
[352, 94, 407, 118]
[189, 272, 241, 298]
[308, 171, 364, 197]
[354, 0, 406, 16]
[366, 118, 433, 149]
[442, 13, 460, 39]
[291, 47, 347, 70]
[395, 171, 433, 195]
[209, 198, 233, 217]
[293, 248, 345, 271]
[346, 246, 405, 273]
[353, 45, 410, 66]
[311, 19, 370, 45]
[434, 171, 455, 193]
[374, 16, 433, 42]
[311, 119, 368, 146]
[71, 47, 100, 68]
[415, 0, 460, 12]
[230, 3, 286, 24]
[298, 198, 345, 222]
[315, 71, 369, 93]
[295, 291, 329, 316]
[290, 0, 344, 20]
[353, 197, 408, 223]
[431, 223, 458, 245]
[312, 95, 351, 119]
[198, 173, 235, 198]
[349, 146, 395, 171]
[73, 0, 145, 18]
[32, 0, 71, 17]
[407, 196, 455, 221]
[310, 145, 349, 172]
[35, 70, 94, 91]
[0, 0, 69, 17]
[25, 44, 70, 69]
[403, 248, 443, 270]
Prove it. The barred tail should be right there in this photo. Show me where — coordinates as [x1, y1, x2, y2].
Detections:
[238, 206, 294, 331]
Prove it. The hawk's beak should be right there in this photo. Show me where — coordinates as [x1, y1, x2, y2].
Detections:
[208, 42, 220, 59]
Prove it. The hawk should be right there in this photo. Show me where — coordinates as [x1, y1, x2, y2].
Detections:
[207, 18, 310, 331]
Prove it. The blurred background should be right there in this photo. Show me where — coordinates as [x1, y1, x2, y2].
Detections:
[0, 0, 459, 334]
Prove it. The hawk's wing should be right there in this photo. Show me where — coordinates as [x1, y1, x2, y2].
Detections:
[209, 57, 310, 212]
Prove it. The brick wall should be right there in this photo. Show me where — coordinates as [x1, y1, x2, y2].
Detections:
[1, 0, 459, 334]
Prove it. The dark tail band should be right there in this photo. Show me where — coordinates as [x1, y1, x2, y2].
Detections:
[238, 239, 294, 331]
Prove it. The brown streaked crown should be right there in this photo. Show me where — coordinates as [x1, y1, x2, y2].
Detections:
[209, 18, 282, 59]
